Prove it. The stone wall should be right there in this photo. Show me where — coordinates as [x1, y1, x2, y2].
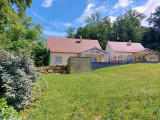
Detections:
[67, 57, 91, 74]
[40, 65, 67, 74]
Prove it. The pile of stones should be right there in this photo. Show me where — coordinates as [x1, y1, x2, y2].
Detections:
[39, 65, 67, 74]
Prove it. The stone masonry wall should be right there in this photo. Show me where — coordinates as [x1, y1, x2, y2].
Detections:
[40, 65, 67, 74]
[67, 57, 91, 74]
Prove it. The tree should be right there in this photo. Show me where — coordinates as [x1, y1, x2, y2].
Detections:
[148, 6, 160, 30]
[75, 12, 113, 50]
[75, 26, 89, 39]
[0, 14, 47, 66]
[85, 12, 101, 27]
[0, 0, 32, 33]
[65, 27, 75, 38]
[43, 48, 51, 66]
[142, 6, 160, 51]
[112, 10, 145, 43]
[0, 0, 32, 16]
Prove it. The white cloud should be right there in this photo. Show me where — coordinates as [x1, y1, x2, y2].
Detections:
[43, 30, 66, 37]
[109, 16, 117, 23]
[41, 0, 55, 8]
[75, 3, 108, 24]
[50, 21, 59, 28]
[50, 21, 72, 28]
[33, 12, 46, 22]
[64, 23, 72, 27]
[134, 0, 160, 26]
[114, 0, 133, 9]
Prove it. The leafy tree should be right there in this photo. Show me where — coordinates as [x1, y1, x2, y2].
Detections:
[31, 45, 46, 67]
[142, 6, 160, 51]
[148, 6, 160, 30]
[74, 10, 147, 50]
[0, 12, 47, 66]
[0, 0, 32, 33]
[65, 27, 75, 38]
[43, 48, 51, 66]
[75, 12, 113, 49]
[0, 0, 32, 16]
[75, 26, 89, 39]
[85, 12, 101, 27]
[112, 10, 145, 43]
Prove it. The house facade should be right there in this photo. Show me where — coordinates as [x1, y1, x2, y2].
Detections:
[105, 40, 145, 61]
[47, 37, 106, 65]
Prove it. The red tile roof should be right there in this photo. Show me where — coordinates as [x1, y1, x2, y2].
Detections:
[47, 37, 102, 54]
[108, 41, 145, 53]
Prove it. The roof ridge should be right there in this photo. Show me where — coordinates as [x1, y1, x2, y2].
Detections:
[108, 41, 140, 44]
[48, 37, 98, 41]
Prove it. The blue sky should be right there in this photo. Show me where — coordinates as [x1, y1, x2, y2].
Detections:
[26, 0, 160, 38]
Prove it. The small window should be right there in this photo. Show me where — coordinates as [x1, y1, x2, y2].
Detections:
[91, 58, 96, 62]
[56, 57, 62, 63]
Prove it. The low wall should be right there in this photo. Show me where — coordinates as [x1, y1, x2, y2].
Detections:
[40, 65, 67, 74]
[91, 62, 159, 70]
[91, 62, 127, 70]
[67, 57, 91, 74]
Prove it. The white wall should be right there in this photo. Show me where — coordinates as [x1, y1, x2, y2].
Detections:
[105, 43, 114, 61]
[50, 53, 78, 65]
[105, 42, 134, 61]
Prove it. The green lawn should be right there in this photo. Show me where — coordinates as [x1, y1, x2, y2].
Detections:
[26, 63, 160, 120]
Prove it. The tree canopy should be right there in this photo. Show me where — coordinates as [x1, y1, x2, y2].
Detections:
[66, 8, 160, 52]
[0, 0, 47, 66]
[67, 10, 146, 50]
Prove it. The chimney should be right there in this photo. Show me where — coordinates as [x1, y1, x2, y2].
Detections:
[128, 40, 131, 46]
[80, 35, 82, 43]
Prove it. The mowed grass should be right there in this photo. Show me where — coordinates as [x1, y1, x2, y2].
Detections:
[26, 63, 160, 120]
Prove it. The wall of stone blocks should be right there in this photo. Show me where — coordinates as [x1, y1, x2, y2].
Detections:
[40, 65, 67, 74]
[67, 57, 91, 74]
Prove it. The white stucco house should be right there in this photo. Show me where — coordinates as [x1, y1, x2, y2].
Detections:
[47, 37, 148, 65]
[105, 40, 145, 62]
[47, 36, 106, 65]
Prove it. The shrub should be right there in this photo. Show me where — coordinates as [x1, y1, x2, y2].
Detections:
[43, 48, 51, 66]
[0, 48, 46, 110]
[0, 97, 22, 120]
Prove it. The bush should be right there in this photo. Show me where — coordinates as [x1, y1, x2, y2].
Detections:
[43, 48, 51, 66]
[0, 97, 22, 120]
[0, 48, 46, 110]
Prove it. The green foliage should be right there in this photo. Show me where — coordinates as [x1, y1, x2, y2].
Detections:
[31, 45, 46, 67]
[112, 10, 145, 43]
[0, 0, 46, 66]
[148, 6, 160, 30]
[26, 64, 160, 119]
[135, 52, 148, 57]
[0, 0, 32, 17]
[0, 97, 22, 120]
[74, 10, 145, 50]
[75, 12, 112, 50]
[65, 27, 75, 38]
[142, 27, 160, 51]
[43, 49, 51, 66]
[142, 6, 160, 51]
[0, 48, 46, 110]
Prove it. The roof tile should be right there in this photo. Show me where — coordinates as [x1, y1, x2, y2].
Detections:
[107, 41, 145, 53]
[47, 37, 102, 53]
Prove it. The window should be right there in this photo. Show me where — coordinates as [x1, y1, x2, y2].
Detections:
[91, 58, 96, 62]
[56, 57, 62, 63]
